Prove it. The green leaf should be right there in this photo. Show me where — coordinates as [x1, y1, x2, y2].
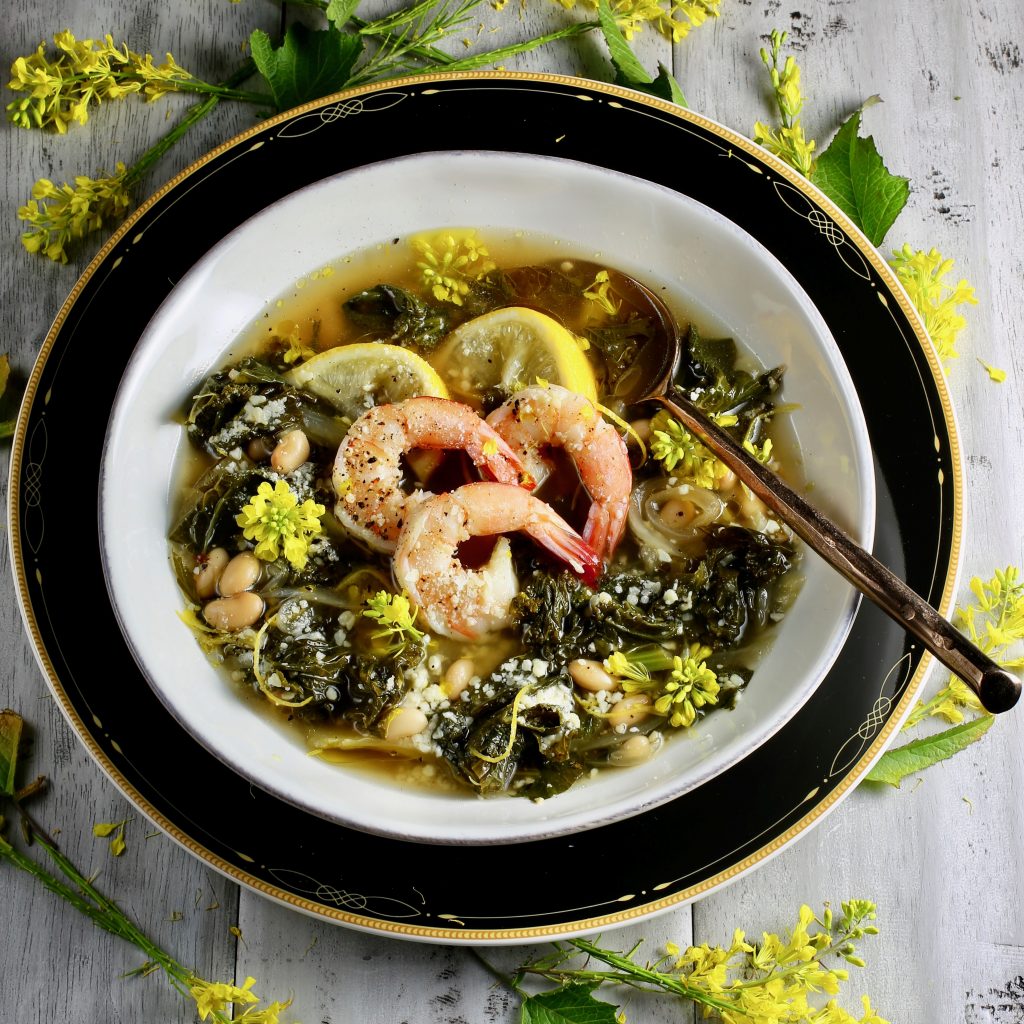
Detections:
[520, 983, 620, 1024]
[595, 0, 686, 107]
[865, 715, 994, 787]
[810, 110, 910, 246]
[0, 710, 23, 797]
[326, 0, 362, 31]
[597, 0, 650, 84]
[250, 23, 364, 112]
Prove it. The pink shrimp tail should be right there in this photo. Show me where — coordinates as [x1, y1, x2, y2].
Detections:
[583, 502, 628, 563]
[529, 519, 603, 587]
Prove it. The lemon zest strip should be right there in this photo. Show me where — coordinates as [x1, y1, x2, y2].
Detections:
[469, 684, 532, 764]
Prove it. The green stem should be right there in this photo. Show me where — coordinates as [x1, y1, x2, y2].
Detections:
[122, 60, 259, 188]
[565, 940, 737, 1012]
[469, 948, 525, 995]
[351, 14, 456, 64]
[427, 20, 599, 73]
[155, 79, 271, 104]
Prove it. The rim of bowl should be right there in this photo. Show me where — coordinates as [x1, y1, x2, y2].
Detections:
[99, 149, 876, 845]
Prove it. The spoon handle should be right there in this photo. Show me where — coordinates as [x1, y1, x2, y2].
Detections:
[659, 387, 1021, 714]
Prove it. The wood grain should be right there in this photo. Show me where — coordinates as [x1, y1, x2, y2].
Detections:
[2, 0, 1022, 1021]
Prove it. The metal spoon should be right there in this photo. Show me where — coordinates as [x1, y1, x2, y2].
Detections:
[609, 272, 1021, 715]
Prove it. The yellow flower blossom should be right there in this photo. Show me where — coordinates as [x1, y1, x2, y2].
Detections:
[654, 643, 719, 727]
[551, 0, 720, 42]
[7, 30, 192, 132]
[583, 269, 621, 316]
[411, 229, 496, 305]
[274, 327, 316, 365]
[235, 480, 325, 571]
[18, 165, 132, 263]
[236, 1000, 294, 1024]
[743, 434, 774, 465]
[649, 409, 728, 490]
[604, 650, 652, 686]
[754, 31, 817, 176]
[188, 975, 258, 1021]
[978, 359, 1006, 383]
[362, 591, 425, 647]
[888, 244, 977, 365]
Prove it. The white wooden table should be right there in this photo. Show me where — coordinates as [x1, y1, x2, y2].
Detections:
[3, 2, 1023, 1020]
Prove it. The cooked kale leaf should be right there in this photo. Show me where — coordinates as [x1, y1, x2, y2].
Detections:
[186, 357, 347, 455]
[678, 325, 785, 441]
[344, 285, 452, 350]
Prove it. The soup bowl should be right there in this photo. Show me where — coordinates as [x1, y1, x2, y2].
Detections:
[100, 150, 875, 845]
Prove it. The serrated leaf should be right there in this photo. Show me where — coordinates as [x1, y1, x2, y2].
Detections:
[597, 0, 650, 86]
[326, 0, 361, 30]
[597, 0, 687, 107]
[250, 23, 364, 113]
[0, 710, 23, 797]
[616, 62, 688, 106]
[810, 110, 909, 246]
[520, 983, 620, 1024]
[865, 715, 994, 787]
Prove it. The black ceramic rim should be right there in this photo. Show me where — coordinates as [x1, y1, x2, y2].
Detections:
[9, 72, 961, 943]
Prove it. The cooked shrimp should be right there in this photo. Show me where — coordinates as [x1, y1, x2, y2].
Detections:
[393, 481, 601, 639]
[334, 397, 527, 553]
[486, 383, 632, 560]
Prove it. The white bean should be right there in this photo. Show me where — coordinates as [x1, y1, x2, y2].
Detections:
[195, 548, 229, 599]
[606, 692, 652, 729]
[568, 659, 618, 692]
[271, 428, 310, 474]
[218, 552, 261, 596]
[443, 658, 475, 698]
[203, 592, 265, 631]
[608, 734, 653, 766]
[384, 707, 428, 740]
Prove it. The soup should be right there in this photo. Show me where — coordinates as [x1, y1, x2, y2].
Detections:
[168, 229, 800, 800]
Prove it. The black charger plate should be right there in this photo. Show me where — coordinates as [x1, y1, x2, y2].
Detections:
[10, 73, 959, 941]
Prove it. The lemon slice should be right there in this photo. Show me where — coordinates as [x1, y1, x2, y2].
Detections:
[286, 342, 448, 419]
[432, 306, 598, 405]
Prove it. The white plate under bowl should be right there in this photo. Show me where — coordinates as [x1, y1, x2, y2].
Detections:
[100, 150, 875, 845]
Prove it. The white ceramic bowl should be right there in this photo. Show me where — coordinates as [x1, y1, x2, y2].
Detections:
[101, 151, 875, 845]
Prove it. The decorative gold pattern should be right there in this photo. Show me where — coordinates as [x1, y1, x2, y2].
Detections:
[7, 70, 963, 943]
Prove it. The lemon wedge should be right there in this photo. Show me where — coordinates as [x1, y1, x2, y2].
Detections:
[286, 342, 448, 419]
[431, 306, 598, 405]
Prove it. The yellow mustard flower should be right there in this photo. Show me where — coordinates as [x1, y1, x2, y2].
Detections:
[743, 434, 774, 465]
[889, 244, 977, 365]
[362, 591, 425, 647]
[551, 0, 720, 42]
[18, 165, 132, 263]
[754, 30, 817, 177]
[235, 480, 325, 571]
[582, 269, 621, 316]
[236, 1000, 294, 1024]
[649, 409, 724, 490]
[189, 975, 258, 1021]
[411, 229, 496, 305]
[604, 650, 652, 686]
[7, 30, 191, 132]
[654, 643, 719, 727]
